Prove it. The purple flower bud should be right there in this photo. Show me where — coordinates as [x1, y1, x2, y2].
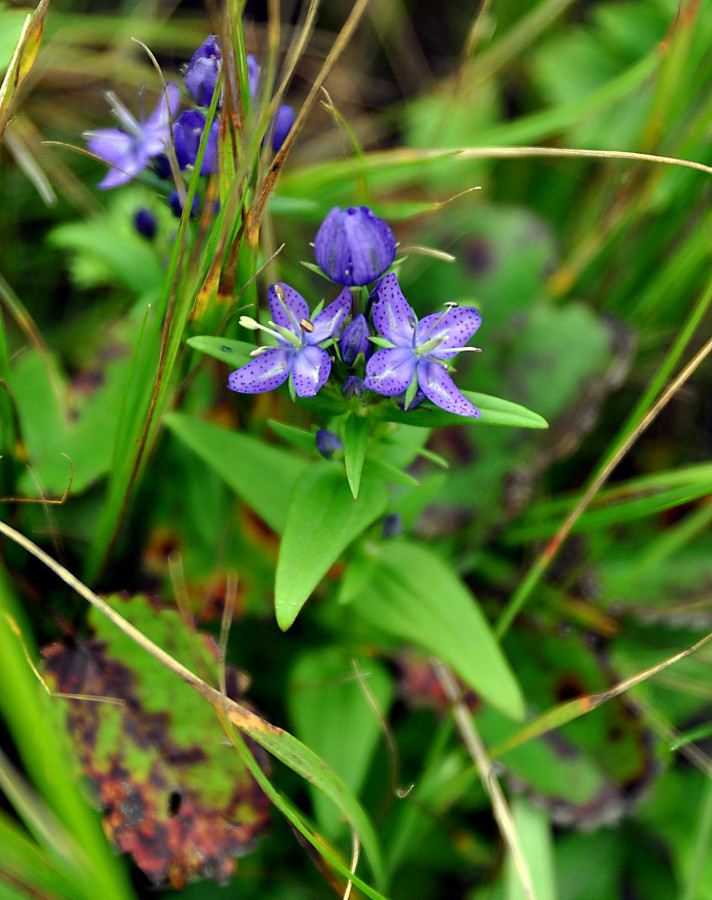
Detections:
[271, 104, 295, 151]
[185, 35, 222, 107]
[395, 387, 427, 410]
[381, 513, 403, 539]
[342, 375, 364, 398]
[316, 429, 344, 460]
[167, 189, 199, 219]
[133, 208, 157, 239]
[314, 206, 396, 287]
[339, 314, 370, 366]
[173, 110, 219, 174]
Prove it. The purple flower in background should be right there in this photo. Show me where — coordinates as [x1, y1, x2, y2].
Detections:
[84, 84, 180, 189]
[173, 110, 219, 174]
[228, 283, 351, 397]
[314, 206, 396, 286]
[167, 189, 199, 219]
[271, 104, 295, 151]
[339, 313, 370, 366]
[133, 208, 157, 239]
[363, 273, 482, 417]
[246, 54, 259, 99]
[184, 35, 222, 107]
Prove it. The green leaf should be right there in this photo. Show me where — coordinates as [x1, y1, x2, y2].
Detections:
[164, 413, 309, 534]
[288, 648, 393, 836]
[344, 414, 370, 498]
[504, 797, 557, 900]
[186, 335, 255, 368]
[275, 463, 388, 630]
[351, 540, 525, 719]
[370, 391, 548, 429]
[267, 420, 316, 453]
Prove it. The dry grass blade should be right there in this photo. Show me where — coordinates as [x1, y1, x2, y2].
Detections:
[434, 660, 535, 900]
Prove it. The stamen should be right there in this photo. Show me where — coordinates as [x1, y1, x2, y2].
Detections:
[274, 284, 285, 302]
[249, 346, 269, 357]
[299, 318, 314, 333]
[444, 301, 459, 308]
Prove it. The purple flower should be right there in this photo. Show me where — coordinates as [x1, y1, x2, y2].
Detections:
[247, 55, 259, 99]
[339, 313, 370, 366]
[271, 104, 295, 151]
[84, 84, 180, 189]
[184, 35, 222, 107]
[173, 110, 219, 174]
[314, 206, 396, 287]
[363, 274, 482, 417]
[228, 283, 351, 398]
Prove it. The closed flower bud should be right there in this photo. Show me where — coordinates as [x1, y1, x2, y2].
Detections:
[342, 375, 364, 398]
[271, 104, 295, 152]
[173, 110, 219, 174]
[133, 208, 157, 239]
[314, 206, 396, 287]
[339, 314, 370, 366]
[315, 429, 344, 460]
[184, 35, 222, 107]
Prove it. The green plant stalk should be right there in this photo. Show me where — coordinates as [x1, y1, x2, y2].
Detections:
[679, 775, 712, 900]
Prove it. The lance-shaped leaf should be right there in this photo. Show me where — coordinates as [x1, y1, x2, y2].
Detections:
[351, 539, 525, 720]
[275, 463, 388, 630]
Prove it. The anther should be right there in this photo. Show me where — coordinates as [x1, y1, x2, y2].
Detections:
[299, 318, 314, 333]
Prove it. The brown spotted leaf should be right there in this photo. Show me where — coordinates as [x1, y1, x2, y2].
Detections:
[42, 594, 270, 887]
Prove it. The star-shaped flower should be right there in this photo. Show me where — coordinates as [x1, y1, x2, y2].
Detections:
[228, 283, 351, 397]
[84, 84, 181, 189]
[363, 273, 482, 417]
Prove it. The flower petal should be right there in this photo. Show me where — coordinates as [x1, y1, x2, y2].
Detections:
[363, 347, 416, 396]
[227, 348, 291, 393]
[85, 128, 135, 167]
[416, 360, 480, 417]
[268, 283, 309, 334]
[417, 306, 482, 359]
[370, 273, 415, 347]
[291, 346, 331, 397]
[309, 287, 352, 344]
[144, 83, 181, 134]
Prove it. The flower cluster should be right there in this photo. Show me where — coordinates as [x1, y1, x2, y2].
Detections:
[84, 35, 294, 218]
[227, 207, 482, 417]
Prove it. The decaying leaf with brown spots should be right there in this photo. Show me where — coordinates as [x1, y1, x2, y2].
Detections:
[42, 594, 270, 887]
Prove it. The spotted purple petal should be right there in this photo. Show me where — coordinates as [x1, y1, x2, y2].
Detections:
[417, 306, 482, 359]
[292, 345, 331, 397]
[363, 347, 416, 396]
[268, 283, 309, 333]
[416, 360, 480, 417]
[371, 273, 415, 347]
[227, 348, 291, 393]
[309, 287, 352, 344]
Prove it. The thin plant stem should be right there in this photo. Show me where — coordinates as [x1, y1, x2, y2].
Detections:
[434, 660, 535, 900]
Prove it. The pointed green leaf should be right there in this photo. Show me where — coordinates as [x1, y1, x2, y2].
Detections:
[344, 414, 370, 498]
[351, 540, 525, 719]
[275, 463, 388, 630]
[164, 413, 308, 533]
[288, 648, 393, 836]
[370, 390, 548, 429]
[186, 335, 255, 368]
